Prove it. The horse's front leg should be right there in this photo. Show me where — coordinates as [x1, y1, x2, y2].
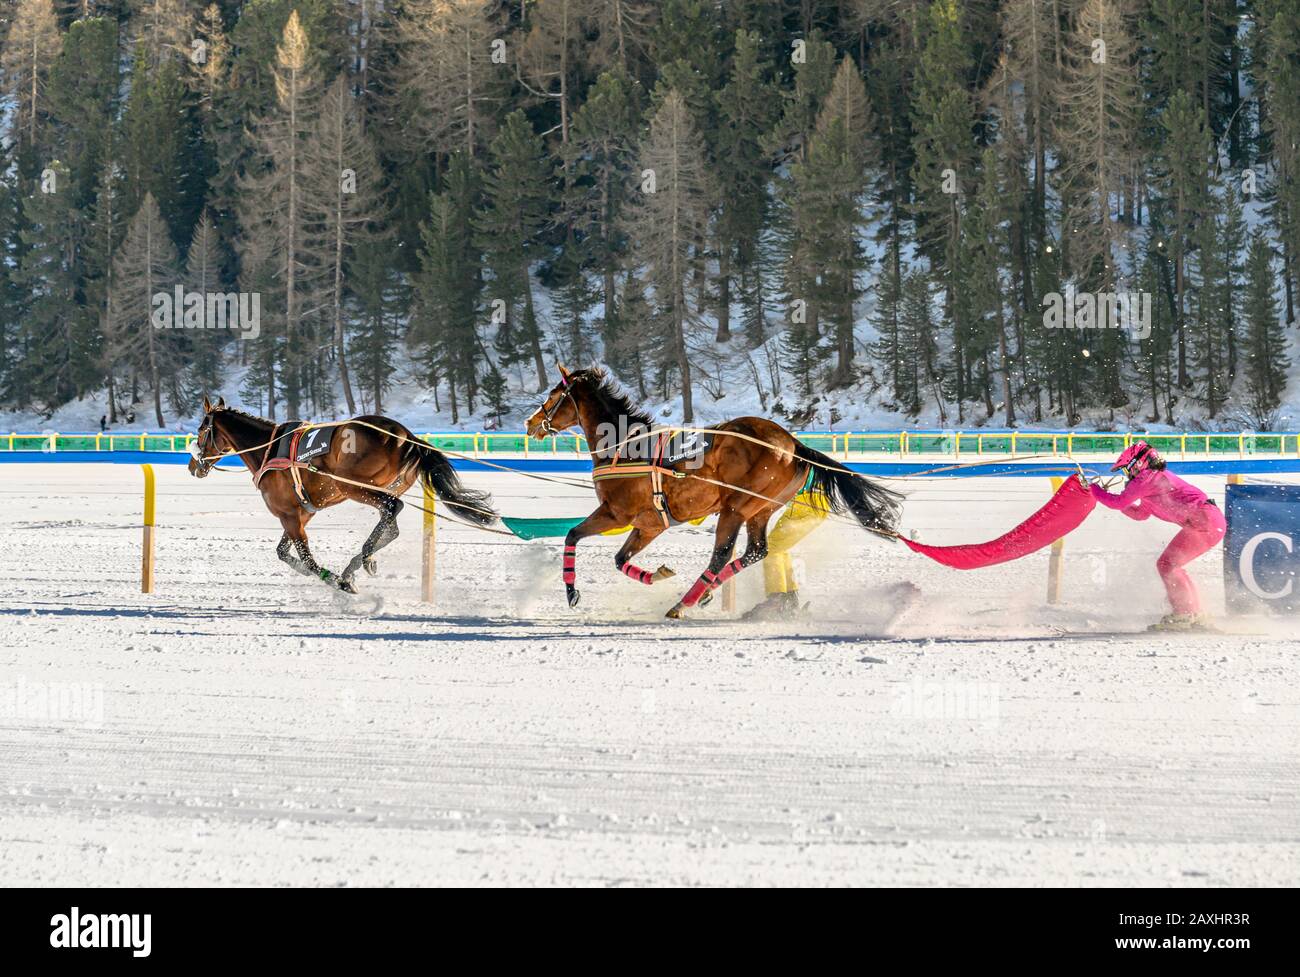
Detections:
[563, 504, 624, 608]
[277, 532, 315, 578]
[279, 514, 353, 593]
[614, 526, 674, 585]
[667, 508, 745, 619]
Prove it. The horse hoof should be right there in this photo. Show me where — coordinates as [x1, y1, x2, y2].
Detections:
[652, 566, 675, 581]
[363, 559, 378, 576]
[567, 589, 581, 608]
[338, 578, 359, 594]
[665, 603, 685, 620]
[699, 590, 713, 608]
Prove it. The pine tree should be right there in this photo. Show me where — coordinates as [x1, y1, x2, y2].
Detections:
[628, 89, 711, 421]
[787, 57, 873, 388]
[961, 150, 1017, 424]
[1057, 0, 1139, 289]
[13, 161, 96, 412]
[765, 30, 837, 163]
[303, 77, 387, 415]
[108, 192, 181, 426]
[46, 15, 119, 204]
[1002, 0, 1058, 232]
[1240, 231, 1288, 418]
[1191, 198, 1230, 418]
[386, 0, 502, 159]
[237, 10, 323, 419]
[183, 209, 226, 400]
[1152, 90, 1211, 389]
[120, 51, 206, 245]
[0, 0, 62, 153]
[587, 0, 657, 82]
[909, 0, 976, 417]
[131, 0, 195, 68]
[475, 110, 552, 391]
[349, 237, 406, 414]
[415, 153, 482, 422]
[566, 69, 642, 357]
[84, 158, 126, 420]
[1254, 0, 1300, 325]
[713, 28, 776, 345]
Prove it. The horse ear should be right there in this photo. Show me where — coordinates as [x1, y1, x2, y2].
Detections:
[557, 363, 571, 385]
[203, 395, 212, 413]
[216, 396, 226, 408]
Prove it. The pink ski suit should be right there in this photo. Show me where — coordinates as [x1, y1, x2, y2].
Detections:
[1091, 470, 1226, 615]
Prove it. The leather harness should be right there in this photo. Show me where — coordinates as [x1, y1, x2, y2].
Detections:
[591, 431, 688, 529]
[253, 423, 322, 513]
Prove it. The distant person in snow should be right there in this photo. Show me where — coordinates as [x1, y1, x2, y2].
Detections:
[99, 415, 108, 433]
[1090, 442, 1226, 631]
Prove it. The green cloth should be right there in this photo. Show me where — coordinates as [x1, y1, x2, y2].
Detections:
[501, 516, 632, 540]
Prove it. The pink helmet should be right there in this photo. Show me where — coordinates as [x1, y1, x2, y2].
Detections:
[1111, 440, 1160, 476]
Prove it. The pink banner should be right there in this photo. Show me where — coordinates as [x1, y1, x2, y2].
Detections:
[902, 475, 1096, 570]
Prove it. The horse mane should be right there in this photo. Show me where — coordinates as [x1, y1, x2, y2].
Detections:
[213, 406, 274, 429]
[579, 367, 654, 429]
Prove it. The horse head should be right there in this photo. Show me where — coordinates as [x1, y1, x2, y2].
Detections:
[188, 395, 229, 478]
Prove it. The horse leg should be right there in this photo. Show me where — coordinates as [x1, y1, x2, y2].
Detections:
[342, 492, 403, 585]
[613, 527, 674, 585]
[563, 504, 624, 608]
[276, 532, 315, 579]
[666, 508, 745, 619]
[280, 515, 353, 593]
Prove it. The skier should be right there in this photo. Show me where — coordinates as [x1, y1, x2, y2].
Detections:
[1090, 441, 1226, 630]
[742, 482, 829, 620]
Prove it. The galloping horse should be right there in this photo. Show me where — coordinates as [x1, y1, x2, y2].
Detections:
[525, 367, 902, 617]
[188, 396, 496, 592]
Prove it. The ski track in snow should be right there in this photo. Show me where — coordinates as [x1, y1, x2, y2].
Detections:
[1, 465, 1297, 887]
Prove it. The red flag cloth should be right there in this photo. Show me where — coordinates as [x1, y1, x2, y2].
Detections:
[902, 474, 1096, 570]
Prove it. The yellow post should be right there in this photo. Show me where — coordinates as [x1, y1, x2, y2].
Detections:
[140, 432, 147, 451]
[1228, 474, 1242, 485]
[95, 432, 102, 451]
[141, 464, 156, 594]
[1046, 477, 1064, 605]
[421, 481, 437, 604]
[722, 578, 736, 613]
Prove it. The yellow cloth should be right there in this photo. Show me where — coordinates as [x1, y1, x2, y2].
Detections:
[764, 490, 830, 594]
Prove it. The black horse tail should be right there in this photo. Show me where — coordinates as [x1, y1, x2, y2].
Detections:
[407, 442, 498, 526]
[795, 441, 902, 535]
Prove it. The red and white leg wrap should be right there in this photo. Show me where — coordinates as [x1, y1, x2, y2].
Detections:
[681, 570, 718, 607]
[619, 562, 654, 585]
[714, 558, 745, 585]
[562, 545, 576, 585]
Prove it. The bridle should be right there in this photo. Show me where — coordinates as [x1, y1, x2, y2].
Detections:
[535, 366, 580, 437]
[190, 414, 230, 475]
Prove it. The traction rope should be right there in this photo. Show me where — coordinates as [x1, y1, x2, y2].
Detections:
[197, 414, 1105, 541]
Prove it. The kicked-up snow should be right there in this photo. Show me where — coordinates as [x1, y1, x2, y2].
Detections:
[1, 463, 1297, 886]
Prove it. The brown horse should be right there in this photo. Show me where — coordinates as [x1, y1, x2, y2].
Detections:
[188, 396, 496, 592]
[525, 367, 902, 617]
